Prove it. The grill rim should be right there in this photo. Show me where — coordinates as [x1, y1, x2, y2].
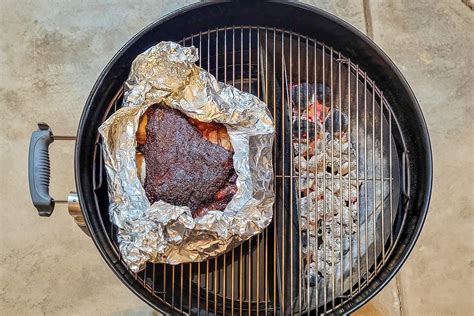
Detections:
[75, 1, 433, 315]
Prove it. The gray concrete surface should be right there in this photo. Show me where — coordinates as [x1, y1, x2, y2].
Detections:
[0, 0, 472, 315]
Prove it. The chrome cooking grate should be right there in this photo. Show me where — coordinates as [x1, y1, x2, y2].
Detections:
[103, 26, 407, 315]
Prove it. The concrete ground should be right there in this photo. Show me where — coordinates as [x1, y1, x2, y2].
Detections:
[0, 0, 472, 315]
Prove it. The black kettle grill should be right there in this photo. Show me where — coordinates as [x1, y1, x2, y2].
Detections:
[28, 2, 432, 315]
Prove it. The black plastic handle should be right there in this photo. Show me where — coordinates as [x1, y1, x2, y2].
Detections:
[28, 123, 55, 216]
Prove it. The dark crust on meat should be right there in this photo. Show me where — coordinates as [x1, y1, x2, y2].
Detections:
[193, 181, 237, 218]
[143, 103, 235, 214]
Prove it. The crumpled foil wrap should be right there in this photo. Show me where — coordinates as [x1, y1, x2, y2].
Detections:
[98, 41, 275, 272]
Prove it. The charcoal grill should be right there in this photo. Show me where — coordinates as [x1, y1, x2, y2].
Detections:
[28, 2, 432, 315]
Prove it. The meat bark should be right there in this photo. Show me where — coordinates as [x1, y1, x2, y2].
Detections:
[143, 103, 236, 217]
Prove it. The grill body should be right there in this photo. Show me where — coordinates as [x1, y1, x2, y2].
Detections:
[75, 2, 432, 315]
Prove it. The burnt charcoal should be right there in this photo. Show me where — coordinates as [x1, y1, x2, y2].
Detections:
[317, 235, 324, 246]
[143, 104, 234, 215]
[308, 272, 318, 287]
[291, 82, 331, 106]
[291, 82, 314, 109]
[324, 109, 348, 134]
[301, 231, 308, 248]
[292, 118, 317, 139]
[315, 83, 331, 105]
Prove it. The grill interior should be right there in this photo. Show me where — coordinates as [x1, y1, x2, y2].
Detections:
[94, 26, 409, 315]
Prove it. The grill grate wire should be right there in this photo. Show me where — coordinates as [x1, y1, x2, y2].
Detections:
[103, 26, 406, 315]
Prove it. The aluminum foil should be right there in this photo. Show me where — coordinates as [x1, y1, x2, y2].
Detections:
[98, 41, 275, 272]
